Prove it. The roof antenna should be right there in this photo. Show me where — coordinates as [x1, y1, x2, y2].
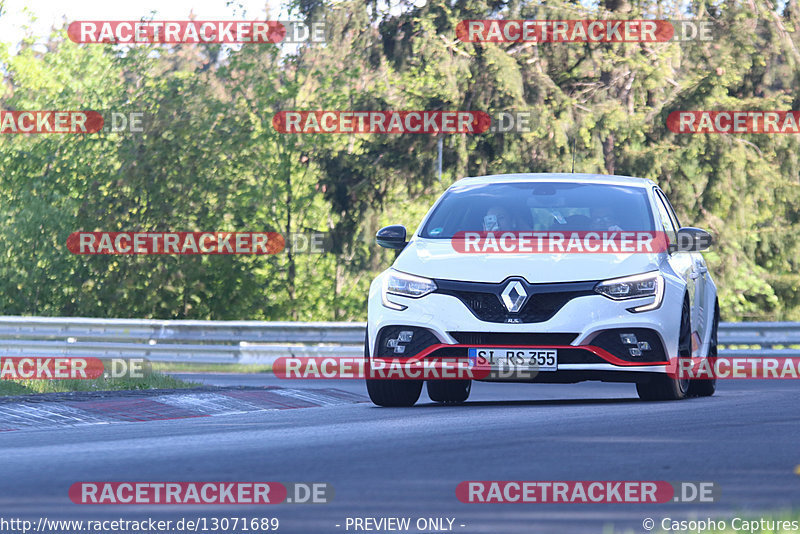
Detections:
[570, 134, 577, 173]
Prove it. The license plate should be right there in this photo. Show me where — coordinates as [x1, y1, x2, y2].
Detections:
[468, 348, 558, 371]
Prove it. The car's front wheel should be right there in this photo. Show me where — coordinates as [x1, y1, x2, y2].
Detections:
[427, 379, 471, 404]
[687, 300, 718, 397]
[367, 379, 423, 407]
[365, 334, 422, 407]
[636, 297, 692, 401]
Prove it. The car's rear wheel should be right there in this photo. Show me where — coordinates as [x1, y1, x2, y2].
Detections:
[636, 297, 692, 401]
[688, 301, 718, 397]
[365, 334, 422, 407]
[427, 379, 471, 404]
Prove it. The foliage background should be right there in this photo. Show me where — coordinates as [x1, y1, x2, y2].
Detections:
[1, 0, 799, 322]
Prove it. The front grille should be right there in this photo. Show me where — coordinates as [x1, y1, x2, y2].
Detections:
[457, 292, 507, 322]
[591, 328, 667, 362]
[449, 332, 578, 345]
[435, 278, 598, 324]
[375, 326, 440, 357]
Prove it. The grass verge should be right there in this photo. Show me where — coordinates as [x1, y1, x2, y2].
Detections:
[152, 362, 273, 373]
[0, 365, 202, 396]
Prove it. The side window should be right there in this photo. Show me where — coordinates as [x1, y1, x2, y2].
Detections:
[657, 190, 682, 230]
[653, 190, 678, 244]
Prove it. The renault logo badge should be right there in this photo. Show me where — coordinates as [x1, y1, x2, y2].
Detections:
[500, 281, 528, 313]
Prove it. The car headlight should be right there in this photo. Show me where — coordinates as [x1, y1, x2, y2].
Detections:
[595, 271, 664, 312]
[381, 270, 437, 310]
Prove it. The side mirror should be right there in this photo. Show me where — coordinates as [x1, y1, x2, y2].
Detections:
[670, 227, 713, 253]
[376, 225, 407, 250]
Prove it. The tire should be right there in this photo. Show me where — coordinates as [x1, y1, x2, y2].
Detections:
[364, 333, 422, 407]
[427, 379, 472, 404]
[688, 301, 718, 397]
[367, 379, 423, 407]
[636, 297, 692, 401]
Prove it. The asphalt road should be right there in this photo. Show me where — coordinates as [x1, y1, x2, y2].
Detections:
[0, 377, 798, 534]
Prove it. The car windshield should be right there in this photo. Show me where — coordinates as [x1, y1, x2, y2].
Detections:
[420, 181, 655, 238]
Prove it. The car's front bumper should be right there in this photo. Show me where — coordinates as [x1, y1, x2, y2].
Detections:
[367, 271, 685, 381]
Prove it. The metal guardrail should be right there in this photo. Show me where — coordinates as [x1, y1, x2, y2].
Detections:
[0, 316, 364, 363]
[0, 316, 797, 364]
[717, 322, 800, 358]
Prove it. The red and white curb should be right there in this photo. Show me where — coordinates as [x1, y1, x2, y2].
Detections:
[0, 387, 365, 431]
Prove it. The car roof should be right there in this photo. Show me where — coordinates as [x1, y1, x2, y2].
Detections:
[453, 173, 655, 188]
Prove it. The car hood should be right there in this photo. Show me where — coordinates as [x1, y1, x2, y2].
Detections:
[393, 238, 661, 283]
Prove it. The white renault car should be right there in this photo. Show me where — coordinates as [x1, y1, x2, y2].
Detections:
[366, 173, 718, 406]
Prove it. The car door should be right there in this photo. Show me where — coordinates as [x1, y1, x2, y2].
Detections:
[653, 188, 707, 353]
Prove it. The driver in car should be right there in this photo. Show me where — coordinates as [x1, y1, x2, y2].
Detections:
[590, 206, 624, 231]
[483, 206, 520, 231]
